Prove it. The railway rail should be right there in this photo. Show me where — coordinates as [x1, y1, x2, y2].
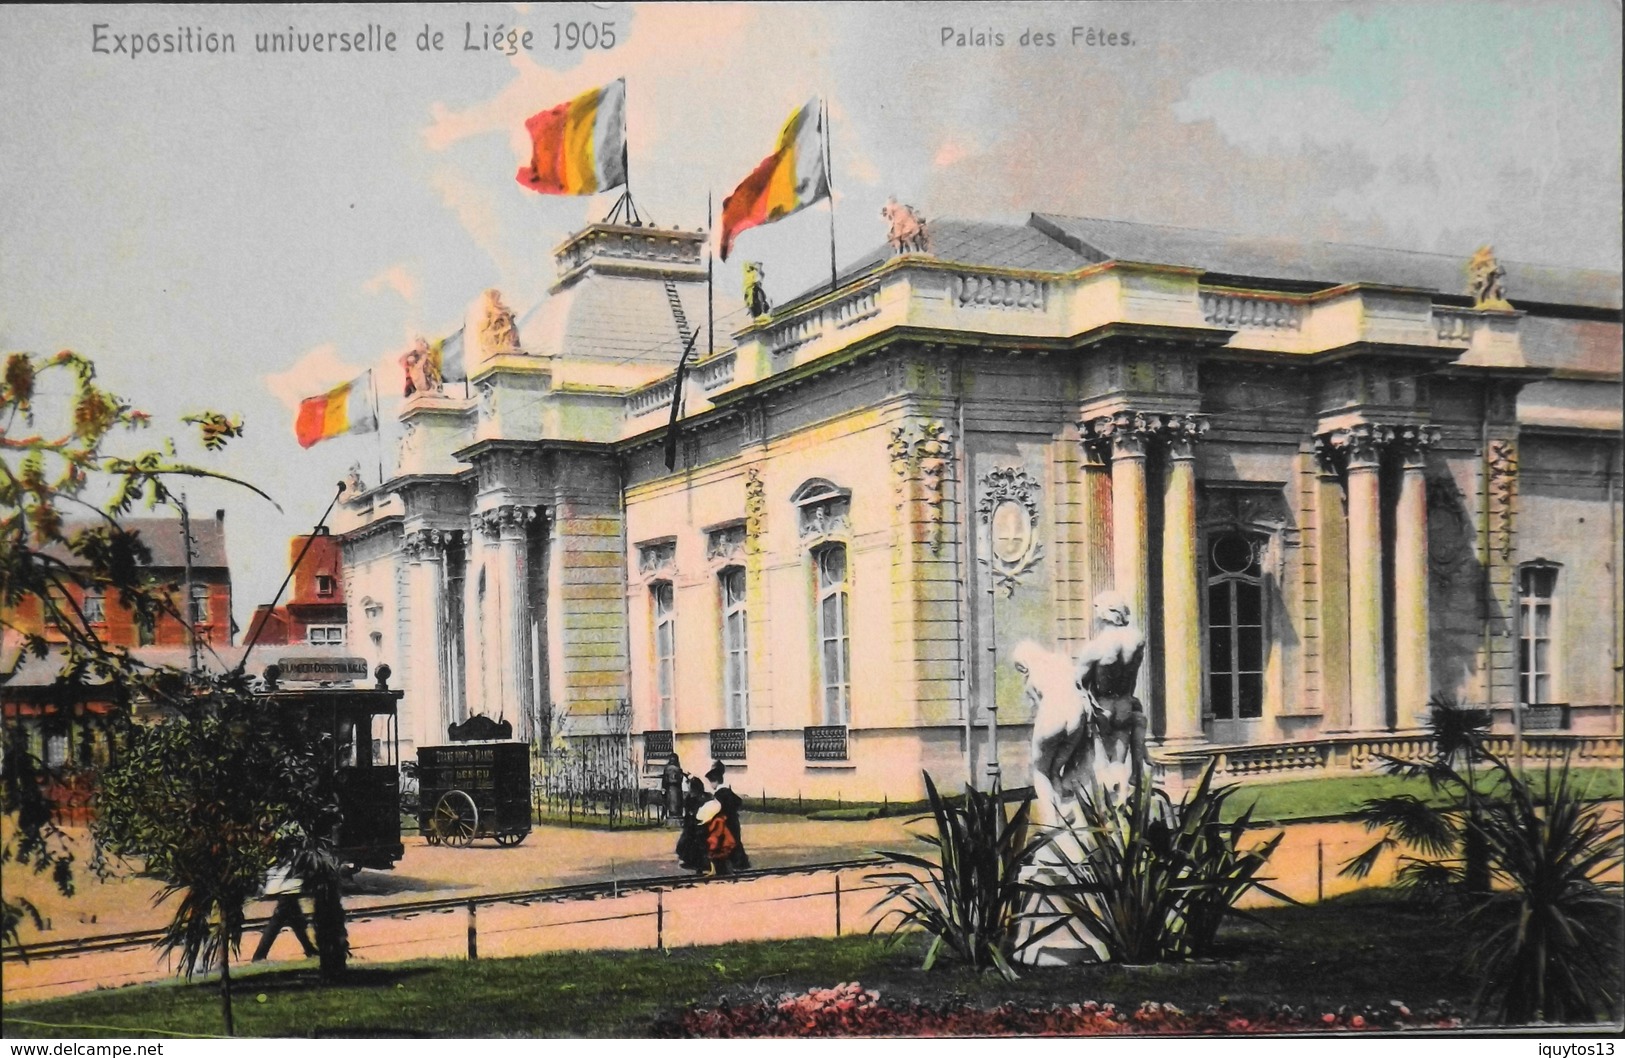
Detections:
[1, 856, 888, 963]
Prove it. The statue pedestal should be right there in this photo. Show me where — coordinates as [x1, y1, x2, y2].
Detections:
[1013, 860, 1106, 967]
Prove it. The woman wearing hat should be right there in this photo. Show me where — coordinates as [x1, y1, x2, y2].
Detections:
[704, 760, 750, 874]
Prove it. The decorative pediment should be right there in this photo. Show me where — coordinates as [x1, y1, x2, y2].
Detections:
[792, 478, 852, 541]
[637, 538, 677, 576]
[706, 522, 747, 563]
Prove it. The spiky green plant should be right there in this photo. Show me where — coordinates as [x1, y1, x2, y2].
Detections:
[1039, 760, 1291, 963]
[1461, 759, 1624, 1024]
[866, 772, 1052, 980]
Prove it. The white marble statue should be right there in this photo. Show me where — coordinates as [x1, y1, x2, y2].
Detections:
[1015, 590, 1150, 830]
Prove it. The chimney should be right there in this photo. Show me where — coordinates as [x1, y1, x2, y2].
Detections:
[215, 509, 225, 523]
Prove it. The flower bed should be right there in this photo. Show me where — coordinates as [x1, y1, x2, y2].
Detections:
[673, 983, 1466, 1037]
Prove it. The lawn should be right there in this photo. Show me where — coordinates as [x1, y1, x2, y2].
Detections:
[7, 890, 1621, 1037]
[1219, 767, 1624, 824]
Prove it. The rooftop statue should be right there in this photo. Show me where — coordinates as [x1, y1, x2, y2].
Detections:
[1467, 245, 1512, 310]
[743, 261, 772, 320]
[399, 336, 441, 397]
[882, 197, 929, 255]
[343, 463, 366, 497]
[477, 289, 522, 357]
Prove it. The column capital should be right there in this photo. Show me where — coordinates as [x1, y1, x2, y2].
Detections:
[1081, 409, 1156, 460]
[403, 527, 462, 561]
[476, 503, 541, 541]
[1316, 422, 1393, 470]
[1393, 424, 1442, 468]
[1152, 412, 1208, 461]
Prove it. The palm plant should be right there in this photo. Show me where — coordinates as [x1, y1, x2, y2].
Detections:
[1461, 760, 1624, 1024]
[1341, 694, 1497, 896]
[867, 772, 1052, 980]
[1038, 759, 1289, 963]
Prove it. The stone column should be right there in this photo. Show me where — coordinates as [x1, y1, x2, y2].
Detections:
[478, 504, 539, 740]
[1159, 414, 1207, 743]
[1394, 426, 1438, 727]
[402, 529, 447, 756]
[1328, 425, 1391, 732]
[1098, 411, 1153, 704]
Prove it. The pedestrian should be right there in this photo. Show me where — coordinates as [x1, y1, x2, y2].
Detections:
[675, 776, 709, 873]
[661, 753, 685, 824]
[705, 759, 750, 873]
[251, 864, 317, 962]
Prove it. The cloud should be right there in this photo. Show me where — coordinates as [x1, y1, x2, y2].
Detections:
[261, 344, 362, 412]
[932, 139, 971, 168]
[362, 264, 420, 307]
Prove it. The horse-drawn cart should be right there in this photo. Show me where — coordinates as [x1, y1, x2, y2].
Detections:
[416, 719, 532, 848]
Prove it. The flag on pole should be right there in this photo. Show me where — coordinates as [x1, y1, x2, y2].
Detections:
[432, 329, 465, 385]
[516, 79, 628, 196]
[295, 371, 378, 449]
[718, 97, 830, 260]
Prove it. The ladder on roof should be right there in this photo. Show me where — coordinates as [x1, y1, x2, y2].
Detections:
[662, 279, 694, 349]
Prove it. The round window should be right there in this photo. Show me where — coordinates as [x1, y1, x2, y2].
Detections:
[990, 500, 1032, 564]
[1211, 533, 1259, 576]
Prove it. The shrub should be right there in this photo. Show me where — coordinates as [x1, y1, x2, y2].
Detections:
[1461, 759, 1624, 1024]
[867, 773, 1052, 980]
[1039, 760, 1290, 963]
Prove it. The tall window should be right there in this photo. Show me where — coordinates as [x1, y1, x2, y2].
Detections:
[815, 545, 850, 725]
[652, 582, 676, 729]
[315, 575, 335, 597]
[83, 588, 105, 624]
[135, 609, 156, 646]
[189, 584, 210, 624]
[1206, 532, 1265, 721]
[720, 568, 749, 728]
[1518, 563, 1559, 705]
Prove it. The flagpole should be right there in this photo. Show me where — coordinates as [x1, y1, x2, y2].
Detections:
[823, 96, 837, 295]
[370, 369, 384, 486]
[708, 192, 715, 358]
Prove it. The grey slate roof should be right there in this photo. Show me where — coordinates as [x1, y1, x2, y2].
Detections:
[40, 517, 229, 570]
[1032, 214, 1622, 311]
[518, 273, 746, 366]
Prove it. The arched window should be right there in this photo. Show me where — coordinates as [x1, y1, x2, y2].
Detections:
[1517, 562, 1561, 705]
[652, 581, 677, 729]
[720, 567, 749, 728]
[1206, 531, 1265, 721]
[814, 545, 850, 725]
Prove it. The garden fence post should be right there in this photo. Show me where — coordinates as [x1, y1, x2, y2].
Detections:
[834, 873, 842, 937]
[656, 889, 665, 951]
[467, 899, 478, 960]
[1316, 840, 1324, 903]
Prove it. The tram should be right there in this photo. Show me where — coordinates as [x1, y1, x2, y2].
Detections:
[258, 656, 405, 870]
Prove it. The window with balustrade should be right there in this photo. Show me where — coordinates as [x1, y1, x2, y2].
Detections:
[1205, 531, 1266, 722]
[1518, 561, 1560, 706]
[719, 567, 749, 729]
[814, 545, 850, 726]
[652, 581, 676, 729]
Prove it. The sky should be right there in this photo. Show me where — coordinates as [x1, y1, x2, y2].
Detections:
[2, 0, 1621, 627]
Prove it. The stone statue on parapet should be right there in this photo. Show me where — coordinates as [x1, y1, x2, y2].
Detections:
[399, 336, 441, 398]
[476, 289, 522, 357]
[342, 463, 366, 498]
[1014, 590, 1150, 830]
[743, 261, 771, 319]
[1467, 245, 1512, 310]
[882, 197, 929, 255]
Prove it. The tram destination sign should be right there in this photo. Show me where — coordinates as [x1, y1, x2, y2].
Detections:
[275, 655, 369, 684]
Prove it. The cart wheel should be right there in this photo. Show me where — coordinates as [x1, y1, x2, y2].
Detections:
[432, 791, 478, 848]
[494, 831, 526, 848]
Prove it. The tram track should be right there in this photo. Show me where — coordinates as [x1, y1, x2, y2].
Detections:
[1, 855, 887, 963]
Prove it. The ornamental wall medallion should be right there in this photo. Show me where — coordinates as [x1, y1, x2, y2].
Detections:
[976, 465, 1043, 596]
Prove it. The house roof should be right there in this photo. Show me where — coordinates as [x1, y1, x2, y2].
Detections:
[1031, 213, 1623, 310]
[39, 517, 230, 571]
